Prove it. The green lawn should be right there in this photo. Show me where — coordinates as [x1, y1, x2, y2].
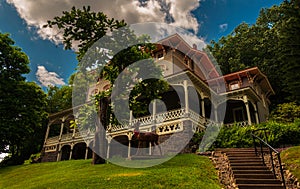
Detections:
[281, 146, 300, 180]
[0, 154, 221, 189]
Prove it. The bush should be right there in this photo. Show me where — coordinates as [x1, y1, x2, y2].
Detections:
[212, 119, 300, 149]
[24, 153, 41, 165]
[270, 102, 300, 123]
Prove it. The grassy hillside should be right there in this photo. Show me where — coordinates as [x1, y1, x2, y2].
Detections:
[0, 154, 221, 189]
[281, 146, 300, 180]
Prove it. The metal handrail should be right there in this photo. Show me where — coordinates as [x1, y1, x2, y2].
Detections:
[251, 131, 286, 189]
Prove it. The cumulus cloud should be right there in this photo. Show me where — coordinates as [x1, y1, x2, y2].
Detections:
[6, 0, 201, 45]
[36, 66, 65, 87]
[219, 23, 228, 32]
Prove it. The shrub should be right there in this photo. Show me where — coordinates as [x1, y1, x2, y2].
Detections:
[211, 119, 300, 149]
[270, 102, 300, 123]
[24, 153, 41, 165]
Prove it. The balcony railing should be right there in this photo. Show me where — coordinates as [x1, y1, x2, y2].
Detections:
[45, 108, 219, 146]
[223, 121, 249, 127]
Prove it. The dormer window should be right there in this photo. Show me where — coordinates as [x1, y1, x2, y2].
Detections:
[230, 82, 240, 90]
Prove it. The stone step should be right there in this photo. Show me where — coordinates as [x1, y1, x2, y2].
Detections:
[233, 170, 273, 175]
[235, 178, 282, 184]
[227, 153, 258, 157]
[229, 159, 263, 163]
[234, 174, 275, 179]
[237, 184, 285, 189]
[222, 149, 268, 152]
[226, 152, 256, 156]
[228, 156, 262, 160]
[231, 166, 269, 170]
[215, 148, 268, 152]
[230, 162, 264, 167]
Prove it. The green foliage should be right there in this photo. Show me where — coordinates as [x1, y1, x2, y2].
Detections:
[46, 85, 72, 113]
[270, 102, 300, 123]
[281, 145, 300, 181]
[0, 32, 30, 81]
[213, 124, 255, 148]
[0, 154, 221, 189]
[44, 6, 126, 61]
[213, 120, 300, 149]
[0, 32, 48, 166]
[208, 0, 300, 105]
[24, 153, 41, 165]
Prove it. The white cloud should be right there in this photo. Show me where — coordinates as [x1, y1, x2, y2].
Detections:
[6, 0, 201, 46]
[131, 22, 206, 50]
[219, 23, 228, 32]
[36, 66, 65, 87]
[167, 0, 200, 33]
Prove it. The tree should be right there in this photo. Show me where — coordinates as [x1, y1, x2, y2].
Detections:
[0, 32, 48, 165]
[46, 84, 72, 114]
[45, 7, 168, 164]
[207, 0, 300, 106]
[270, 102, 300, 123]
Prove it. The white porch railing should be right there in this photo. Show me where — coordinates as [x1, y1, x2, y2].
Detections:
[45, 108, 230, 145]
[224, 121, 249, 127]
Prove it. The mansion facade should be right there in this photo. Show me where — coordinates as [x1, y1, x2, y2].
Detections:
[41, 34, 274, 162]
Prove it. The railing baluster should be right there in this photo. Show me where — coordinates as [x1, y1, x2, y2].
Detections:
[253, 135, 258, 156]
[260, 140, 265, 165]
[270, 147, 276, 178]
[251, 130, 286, 189]
[277, 153, 286, 189]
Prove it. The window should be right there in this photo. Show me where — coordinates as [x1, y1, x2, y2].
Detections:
[233, 107, 245, 122]
[230, 82, 240, 90]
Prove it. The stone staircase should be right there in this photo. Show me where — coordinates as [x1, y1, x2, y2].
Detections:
[222, 148, 285, 189]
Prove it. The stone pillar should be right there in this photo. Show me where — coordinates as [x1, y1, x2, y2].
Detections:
[243, 96, 252, 125]
[183, 80, 189, 114]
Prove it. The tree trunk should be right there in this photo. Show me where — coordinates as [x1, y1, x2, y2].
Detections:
[92, 96, 109, 164]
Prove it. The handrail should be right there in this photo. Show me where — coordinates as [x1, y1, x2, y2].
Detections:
[251, 131, 286, 189]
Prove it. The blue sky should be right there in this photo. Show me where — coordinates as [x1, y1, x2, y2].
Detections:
[0, 0, 283, 89]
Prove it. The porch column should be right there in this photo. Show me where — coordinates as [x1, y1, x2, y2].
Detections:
[127, 133, 132, 159]
[69, 144, 74, 160]
[44, 123, 51, 144]
[56, 145, 61, 161]
[72, 125, 76, 138]
[59, 118, 65, 140]
[129, 110, 133, 126]
[243, 96, 252, 125]
[253, 103, 260, 124]
[152, 99, 157, 123]
[106, 136, 112, 159]
[214, 104, 218, 122]
[200, 92, 205, 118]
[85, 146, 89, 160]
[149, 142, 152, 155]
[183, 80, 189, 114]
